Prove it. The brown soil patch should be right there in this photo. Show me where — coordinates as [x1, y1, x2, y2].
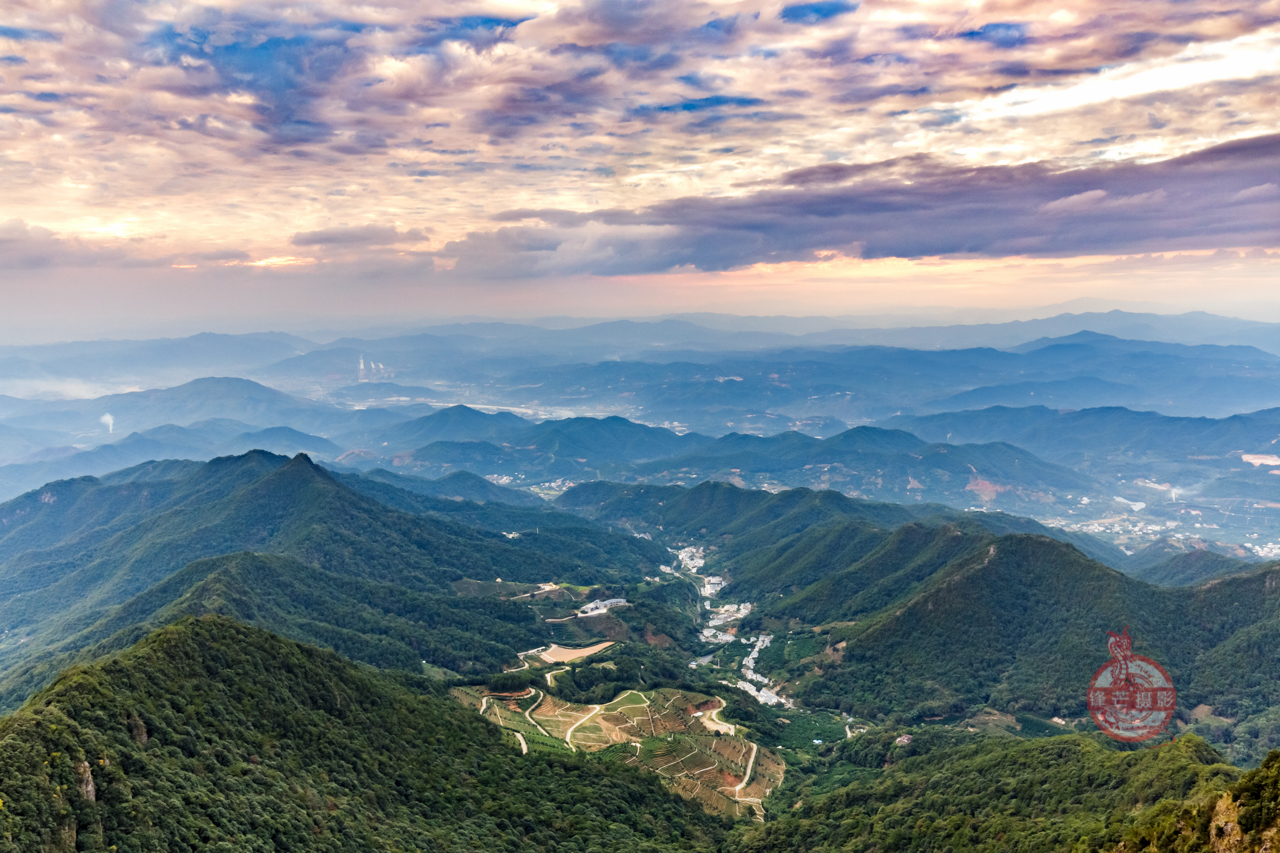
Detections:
[538, 641, 614, 663]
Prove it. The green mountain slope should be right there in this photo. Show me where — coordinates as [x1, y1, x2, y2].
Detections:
[0, 452, 656, 630]
[1132, 547, 1257, 587]
[352, 467, 545, 506]
[0, 453, 677, 710]
[737, 729, 1238, 853]
[741, 533, 1280, 764]
[1116, 746, 1280, 852]
[0, 551, 553, 710]
[0, 616, 724, 853]
[765, 521, 992, 624]
[558, 479, 1126, 568]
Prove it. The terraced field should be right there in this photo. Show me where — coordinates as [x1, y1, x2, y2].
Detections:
[531, 694, 599, 743]
[472, 684, 782, 819]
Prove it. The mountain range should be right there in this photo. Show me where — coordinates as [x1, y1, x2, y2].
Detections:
[0, 429, 1276, 848]
[0, 454, 1279, 849]
[9, 310, 1280, 847]
[0, 451, 678, 711]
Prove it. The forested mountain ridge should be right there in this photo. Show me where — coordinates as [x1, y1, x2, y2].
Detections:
[554, 480, 1280, 765]
[0, 616, 726, 853]
[736, 729, 1240, 853]
[1115, 748, 1280, 852]
[0, 452, 677, 712]
[0, 550, 556, 713]
[724, 530, 1280, 766]
[1, 612, 1272, 853]
[557, 479, 1127, 568]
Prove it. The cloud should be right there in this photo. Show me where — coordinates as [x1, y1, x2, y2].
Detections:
[290, 225, 428, 247]
[0, 0, 1276, 293]
[447, 133, 1280, 275]
[629, 95, 767, 118]
[190, 249, 251, 262]
[1039, 189, 1168, 214]
[1235, 183, 1279, 201]
[1038, 189, 1109, 214]
[409, 16, 530, 53]
[0, 220, 131, 269]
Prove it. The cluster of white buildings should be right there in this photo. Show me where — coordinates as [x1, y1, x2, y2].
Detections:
[675, 546, 705, 572]
[707, 602, 751, 627]
[578, 598, 626, 617]
[729, 678, 788, 707]
[741, 635, 772, 685]
[701, 575, 725, 596]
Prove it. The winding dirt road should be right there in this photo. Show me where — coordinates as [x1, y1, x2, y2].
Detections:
[704, 697, 737, 736]
[524, 689, 550, 736]
[564, 704, 602, 752]
[731, 742, 759, 798]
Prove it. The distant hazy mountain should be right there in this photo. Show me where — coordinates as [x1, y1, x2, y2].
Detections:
[879, 404, 1280, 466]
[353, 409, 716, 483]
[621, 426, 1100, 516]
[0, 418, 343, 501]
[1129, 546, 1256, 587]
[926, 376, 1138, 410]
[557, 479, 1124, 568]
[469, 332, 1280, 425]
[0, 332, 312, 389]
[340, 404, 532, 455]
[344, 468, 546, 507]
[0, 377, 402, 437]
[796, 310, 1280, 354]
[0, 422, 71, 466]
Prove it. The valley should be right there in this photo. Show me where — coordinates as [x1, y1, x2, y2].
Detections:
[4, 315, 1280, 849]
[5, 0, 1277, 838]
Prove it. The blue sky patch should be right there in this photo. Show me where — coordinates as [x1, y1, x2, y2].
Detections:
[959, 23, 1028, 49]
[780, 2, 858, 25]
[632, 95, 767, 117]
[411, 16, 530, 52]
[0, 26, 59, 42]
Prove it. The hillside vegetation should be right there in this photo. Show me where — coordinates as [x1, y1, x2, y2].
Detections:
[0, 453, 680, 712]
[0, 617, 725, 853]
[737, 729, 1238, 853]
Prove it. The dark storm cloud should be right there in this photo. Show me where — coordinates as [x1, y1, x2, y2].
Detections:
[449, 134, 1280, 275]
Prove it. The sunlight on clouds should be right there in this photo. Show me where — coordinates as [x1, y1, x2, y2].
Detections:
[0, 0, 1275, 314]
[245, 256, 320, 267]
[967, 25, 1280, 127]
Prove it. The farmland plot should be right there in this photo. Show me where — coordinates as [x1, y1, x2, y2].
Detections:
[473, 684, 782, 819]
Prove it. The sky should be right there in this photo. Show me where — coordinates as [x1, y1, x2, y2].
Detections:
[1, 0, 1278, 340]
